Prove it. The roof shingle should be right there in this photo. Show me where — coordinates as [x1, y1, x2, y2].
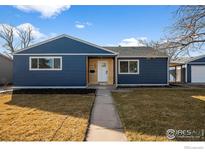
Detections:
[103, 46, 167, 57]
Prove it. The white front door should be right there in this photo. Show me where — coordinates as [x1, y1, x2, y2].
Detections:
[98, 61, 108, 82]
[191, 65, 205, 83]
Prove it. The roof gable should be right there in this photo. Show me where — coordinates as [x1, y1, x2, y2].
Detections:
[14, 34, 117, 55]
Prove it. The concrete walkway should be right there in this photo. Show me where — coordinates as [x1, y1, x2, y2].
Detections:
[86, 87, 127, 141]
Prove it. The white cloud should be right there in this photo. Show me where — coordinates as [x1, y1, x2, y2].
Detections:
[75, 24, 85, 29]
[118, 37, 148, 47]
[75, 21, 92, 29]
[14, 5, 70, 18]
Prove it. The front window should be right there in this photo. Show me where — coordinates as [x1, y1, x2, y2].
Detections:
[30, 57, 62, 70]
[39, 58, 53, 69]
[129, 61, 138, 73]
[119, 61, 128, 73]
[31, 58, 38, 69]
[119, 60, 139, 74]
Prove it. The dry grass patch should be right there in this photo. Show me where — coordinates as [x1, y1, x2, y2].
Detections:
[112, 88, 205, 141]
[0, 92, 95, 141]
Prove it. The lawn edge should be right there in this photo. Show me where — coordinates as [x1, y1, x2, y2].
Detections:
[111, 92, 129, 141]
[83, 91, 96, 141]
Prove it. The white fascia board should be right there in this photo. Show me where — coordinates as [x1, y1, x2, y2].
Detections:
[13, 53, 117, 56]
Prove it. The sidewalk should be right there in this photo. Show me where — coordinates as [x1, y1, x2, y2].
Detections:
[86, 87, 127, 141]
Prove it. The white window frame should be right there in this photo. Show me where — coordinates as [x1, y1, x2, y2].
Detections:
[29, 56, 62, 71]
[118, 59, 140, 74]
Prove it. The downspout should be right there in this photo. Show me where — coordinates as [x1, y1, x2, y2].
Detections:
[185, 63, 187, 83]
[175, 66, 177, 82]
[86, 56, 89, 88]
[167, 56, 170, 85]
[115, 55, 118, 88]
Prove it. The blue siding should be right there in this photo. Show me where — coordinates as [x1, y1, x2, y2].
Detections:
[19, 37, 114, 54]
[13, 55, 86, 86]
[118, 58, 168, 84]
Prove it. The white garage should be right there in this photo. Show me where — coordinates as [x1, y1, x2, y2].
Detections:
[191, 65, 205, 83]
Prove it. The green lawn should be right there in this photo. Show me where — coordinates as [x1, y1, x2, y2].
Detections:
[112, 88, 205, 141]
[0, 92, 95, 141]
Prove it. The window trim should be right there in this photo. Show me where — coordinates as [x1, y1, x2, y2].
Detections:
[118, 59, 139, 74]
[29, 56, 62, 71]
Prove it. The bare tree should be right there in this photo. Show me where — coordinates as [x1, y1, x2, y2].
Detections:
[156, 6, 205, 59]
[0, 24, 34, 55]
[17, 25, 34, 48]
[150, 40, 186, 60]
[172, 6, 205, 49]
[0, 24, 16, 54]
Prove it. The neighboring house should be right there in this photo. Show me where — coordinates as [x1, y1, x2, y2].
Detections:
[13, 34, 169, 88]
[170, 55, 205, 83]
[0, 53, 13, 85]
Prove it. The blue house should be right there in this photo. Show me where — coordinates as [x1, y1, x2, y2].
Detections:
[13, 34, 169, 88]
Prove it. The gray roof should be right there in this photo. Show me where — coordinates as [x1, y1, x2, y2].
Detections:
[185, 54, 205, 63]
[104, 46, 167, 57]
[170, 57, 191, 64]
[170, 54, 205, 64]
